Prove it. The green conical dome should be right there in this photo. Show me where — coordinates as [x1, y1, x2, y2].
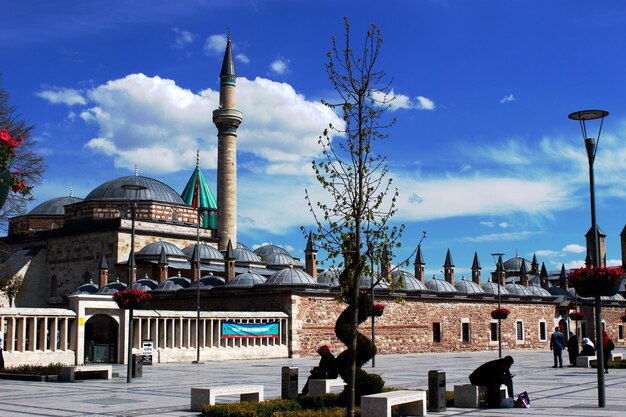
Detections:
[181, 153, 217, 229]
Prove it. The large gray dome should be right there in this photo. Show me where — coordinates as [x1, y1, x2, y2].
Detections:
[233, 247, 263, 263]
[528, 285, 552, 297]
[29, 195, 83, 216]
[254, 244, 291, 260]
[137, 241, 187, 258]
[503, 256, 532, 273]
[392, 270, 428, 291]
[85, 175, 185, 204]
[425, 279, 457, 293]
[454, 279, 485, 294]
[226, 269, 266, 288]
[481, 281, 510, 295]
[506, 283, 533, 296]
[190, 274, 226, 289]
[155, 275, 191, 291]
[96, 280, 127, 295]
[264, 266, 318, 286]
[317, 268, 339, 287]
[72, 280, 99, 295]
[182, 244, 224, 261]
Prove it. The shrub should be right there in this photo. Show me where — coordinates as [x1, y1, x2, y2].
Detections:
[273, 408, 348, 417]
[201, 399, 301, 417]
[296, 393, 343, 409]
[1, 363, 68, 376]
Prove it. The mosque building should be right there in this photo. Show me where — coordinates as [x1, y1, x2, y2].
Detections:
[0, 36, 624, 366]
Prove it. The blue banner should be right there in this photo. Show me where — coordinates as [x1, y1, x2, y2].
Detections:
[221, 321, 279, 338]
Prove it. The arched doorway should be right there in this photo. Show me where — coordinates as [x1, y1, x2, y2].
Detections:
[84, 314, 118, 363]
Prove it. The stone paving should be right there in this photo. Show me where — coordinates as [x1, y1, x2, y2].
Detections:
[0, 349, 624, 416]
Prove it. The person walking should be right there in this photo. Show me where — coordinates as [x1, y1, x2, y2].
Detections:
[550, 327, 565, 368]
[567, 331, 579, 367]
[602, 330, 615, 374]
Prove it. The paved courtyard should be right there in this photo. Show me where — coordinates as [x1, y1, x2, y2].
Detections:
[0, 349, 624, 416]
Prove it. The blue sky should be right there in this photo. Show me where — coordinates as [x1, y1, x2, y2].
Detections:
[2, 0, 626, 278]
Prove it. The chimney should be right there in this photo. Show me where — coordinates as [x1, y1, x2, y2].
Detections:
[559, 264, 568, 290]
[191, 244, 201, 283]
[224, 239, 236, 283]
[443, 249, 454, 284]
[539, 262, 549, 290]
[157, 246, 168, 283]
[98, 253, 109, 289]
[304, 232, 318, 279]
[519, 259, 529, 287]
[471, 251, 482, 285]
[414, 244, 425, 282]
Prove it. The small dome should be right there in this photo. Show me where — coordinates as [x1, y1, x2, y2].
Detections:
[264, 266, 317, 286]
[503, 255, 532, 273]
[72, 281, 99, 295]
[85, 175, 185, 204]
[155, 275, 191, 291]
[96, 280, 127, 295]
[233, 247, 263, 263]
[317, 268, 340, 287]
[254, 244, 292, 260]
[360, 273, 390, 289]
[264, 253, 297, 268]
[481, 281, 510, 295]
[392, 270, 428, 291]
[506, 283, 533, 296]
[182, 244, 224, 261]
[528, 285, 552, 297]
[29, 195, 83, 216]
[190, 274, 226, 289]
[137, 241, 187, 258]
[131, 277, 158, 292]
[236, 242, 251, 251]
[226, 269, 266, 288]
[454, 279, 485, 294]
[425, 278, 457, 293]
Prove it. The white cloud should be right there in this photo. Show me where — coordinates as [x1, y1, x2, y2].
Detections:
[372, 90, 436, 111]
[500, 94, 516, 104]
[270, 58, 289, 75]
[71, 73, 342, 176]
[498, 222, 510, 229]
[236, 53, 249, 64]
[480, 221, 494, 227]
[563, 243, 586, 253]
[563, 259, 585, 270]
[535, 250, 560, 257]
[457, 231, 539, 243]
[204, 34, 227, 55]
[35, 87, 86, 106]
[172, 27, 196, 48]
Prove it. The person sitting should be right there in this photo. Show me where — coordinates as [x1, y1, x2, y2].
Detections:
[580, 337, 596, 356]
[469, 355, 514, 408]
[301, 345, 339, 394]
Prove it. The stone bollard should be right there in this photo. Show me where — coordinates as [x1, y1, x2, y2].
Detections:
[428, 369, 446, 412]
[281, 366, 298, 399]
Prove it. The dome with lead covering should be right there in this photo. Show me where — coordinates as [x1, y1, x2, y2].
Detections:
[85, 175, 185, 204]
[528, 285, 552, 297]
[155, 274, 191, 291]
[137, 241, 187, 259]
[264, 253, 298, 268]
[96, 279, 127, 295]
[317, 268, 340, 287]
[425, 278, 457, 293]
[182, 244, 224, 261]
[360, 273, 390, 289]
[506, 283, 533, 296]
[233, 247, 263, 263]
[392, 270, 428, 291]
[454, 279, 485, 294]
[190, 274, 226, 289]
[503, 255, 532, 274]
[481, 280, 510, 295]
[226, 269, 266, 288]
[254, 244, 292, 260]
[264, 265, 318, 286]
[29, 195, 83, 216]
[131, 277, 158, 292]
[72, 280, 99, 295]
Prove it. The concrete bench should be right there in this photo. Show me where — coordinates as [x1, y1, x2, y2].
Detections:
[576, 356, 597, 368]
[361, 390, 427, 417]
[59, 365, 112, 382]
[610, 352, 622, 361]
[190, 384, 264, 412]
[453, 384, 508, 408]
[308, 378, 346, 396]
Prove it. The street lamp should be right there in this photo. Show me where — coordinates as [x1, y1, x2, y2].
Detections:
[491, 253, 504, 358]
[568, 109, 609, 407]
[121, 183, 147, 383]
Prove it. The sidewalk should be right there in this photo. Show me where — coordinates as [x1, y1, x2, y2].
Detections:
[0, 349, 624, 416]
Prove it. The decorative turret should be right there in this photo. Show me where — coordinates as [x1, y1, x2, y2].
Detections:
[621, 225, 626, 268]
[539, 262, 549, 290]
[213, 34, 243, 251]
[443, 249, 454, 284]
[157, 246, 168, 283]
[98, 253, 109, 288]
[559, 264, 568, 290]
[414, 244, 425, 282]
[304, 232, 318, 279]
[585, 224, 606, 267]
[224, 239, 236, 283]
[519, 258, 529, 287]
[471, 251, 482, 285]
[190, 244, 201, 283]
[531, 253, 539, 275]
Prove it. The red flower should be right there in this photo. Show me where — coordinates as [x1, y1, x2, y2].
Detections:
[568, 266, 624, 286]
[569, 311, 585, 320]
[112, 289, 151, 309]
[491, 307, 511, 319]
[372, 303, 385, 310]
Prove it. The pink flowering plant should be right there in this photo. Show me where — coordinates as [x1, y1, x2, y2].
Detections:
[112, 289, 151, 309]
[0, 128, 31, 196]
[491, 307, 510, 320]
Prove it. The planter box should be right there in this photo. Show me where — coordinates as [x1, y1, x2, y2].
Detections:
[0, 373, 58, 382]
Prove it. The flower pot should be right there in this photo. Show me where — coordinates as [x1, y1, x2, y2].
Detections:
[372, 309, 383, 317]
[573, 279, 621, 297]
[491, 312, 508, 320]
[0, 169, 11, 210]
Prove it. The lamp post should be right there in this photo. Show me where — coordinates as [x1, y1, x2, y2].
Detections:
[568, 109, 609, 407]
[193, 207, 209, 365]
[491, 253, 504, 358]
[121, 183, 147, 384]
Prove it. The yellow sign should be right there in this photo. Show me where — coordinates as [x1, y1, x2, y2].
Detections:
[79, 317, 85, 326]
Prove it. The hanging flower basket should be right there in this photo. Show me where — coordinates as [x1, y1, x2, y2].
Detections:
[113, 289, 151, 310]
[491, 307, 510, 320]
[372, 303, 385, 317]
[569, 311, 585, 321]
[568, 266, 624, 297]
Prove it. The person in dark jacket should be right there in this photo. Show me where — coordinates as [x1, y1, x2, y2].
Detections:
[580, 337, 596, 356]
[550, 327, 565, 368]
[602, 330, 615, 374]
[567, 331, 579, 366]
[301, 345, 339, 394]
[469, 355, 514, 408]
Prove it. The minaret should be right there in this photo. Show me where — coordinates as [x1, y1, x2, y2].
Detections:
[414, 244, 425, 282]
[443, 249, 454, 284]
[304, 232, 318, 279]
[213, 34, 243, 251]
[585, 224, 606, 267]
[471, 251, 482, 285]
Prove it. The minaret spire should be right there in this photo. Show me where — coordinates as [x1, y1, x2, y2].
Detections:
[213, 33, 243, 251]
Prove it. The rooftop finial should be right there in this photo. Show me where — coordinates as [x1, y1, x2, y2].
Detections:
[227, 28, 231, 42]
[134, 163, 138, 176]
[196, 149, 200, 167]
[69, 187, 73, 197]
